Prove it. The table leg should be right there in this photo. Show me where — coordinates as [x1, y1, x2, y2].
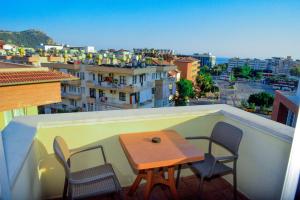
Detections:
[176, 164, 182, 188]
[168, 167, 179, 200]
[128, 170, 144, 196]
[144, 169, 154, 200]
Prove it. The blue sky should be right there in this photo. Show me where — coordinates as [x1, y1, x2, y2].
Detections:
[1, 0, 300, 59]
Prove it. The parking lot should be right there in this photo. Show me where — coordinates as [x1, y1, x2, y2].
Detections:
[215, 80, 275, 107]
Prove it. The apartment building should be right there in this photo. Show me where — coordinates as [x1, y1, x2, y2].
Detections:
[227, 58, 268, 72]
[228, 56, 297, 74]
[174, 57, 199, 83]
[42, 62, 177, 112]
[193, 52, 216, 68]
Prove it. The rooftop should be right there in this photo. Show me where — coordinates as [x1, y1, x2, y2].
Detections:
[0, 65, 77, 86]
[175, 57, 198, 63]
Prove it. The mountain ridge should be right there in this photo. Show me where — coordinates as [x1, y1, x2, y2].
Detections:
[0, 29, 56, 48]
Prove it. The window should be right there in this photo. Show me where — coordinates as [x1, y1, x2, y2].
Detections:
[92, 73, 95, 81]
[80, 72, 85, 80]
[109, 73, 114, 77]
[70, 99, 77, 107]
[152, 73, 156, 80]
[119, 92, 126, 101]
[120, 76, 126, 84]
[99, 90, 104, 97]
[98, 74, 103, 82]
[81, 87, 85, 94]
[152, 88, 156, 94]
[132, 75, 137, 84]
[69, 85, 77, 93]
[88, 103, 94, 111]
[89, 88, 96, 98]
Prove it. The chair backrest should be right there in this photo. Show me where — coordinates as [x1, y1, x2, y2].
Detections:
[210, 121, 243, 155]
[53, 136, 71, 177]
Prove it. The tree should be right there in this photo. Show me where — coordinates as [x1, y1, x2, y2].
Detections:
[174, 79, 194, 106]
[241, 65, 251, 78]
[196, 73, 213, 96]
[200, 65, 210, 74]
[290, 66, 300, 77]
[18, 48, 25, 57]
[248, 92, 274, 108]
[229, 72, 236, 82]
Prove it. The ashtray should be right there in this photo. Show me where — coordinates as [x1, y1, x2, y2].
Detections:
[151, 137, 161, 143]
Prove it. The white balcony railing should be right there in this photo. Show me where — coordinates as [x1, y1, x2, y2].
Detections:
[0, 104, 295, 200]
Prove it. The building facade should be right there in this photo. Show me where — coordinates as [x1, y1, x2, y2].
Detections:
[271, 83, 300, 127]
[0, 61, 76, 130]
[193, 52, 216, 68]
[42, 62, 177, 112]
[228, 56, 297, 74]
[174, 57, 199, 83]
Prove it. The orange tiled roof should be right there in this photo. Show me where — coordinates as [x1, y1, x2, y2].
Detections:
[0, 70, 77, 86]
[151, 58, 173, 65]
[175, 57, 198, 63]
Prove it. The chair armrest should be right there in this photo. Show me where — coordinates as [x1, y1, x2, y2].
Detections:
[69, 172, 115, 184]
[185, 136, 211, 140]
[71, 145, 107, 163]
[214, 155, 237, 163]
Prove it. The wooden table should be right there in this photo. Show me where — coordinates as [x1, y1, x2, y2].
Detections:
[119, 130, 204, 200]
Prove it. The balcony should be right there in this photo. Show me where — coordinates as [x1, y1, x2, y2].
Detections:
[62, 79, 81, 86]
[1, 104, 294, 199]
[87, 80, 154, 93]
[61, 92, 82, 100]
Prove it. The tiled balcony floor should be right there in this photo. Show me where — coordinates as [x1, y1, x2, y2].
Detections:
[66, 176, 248, 200]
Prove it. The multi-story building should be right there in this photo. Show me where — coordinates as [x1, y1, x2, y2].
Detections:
[227, 58, 268, 72]
[67, 46, 96, 53]
[271, 81, 299, 127]
[174, 57, 199, 83]
[133, 48, 175, 55]
[38, 44, 64, 51]
[228, 56, 296, 74]
[42, 62, 177, 112]
[193, 52, 216, 68]
[273, 56, 294, 74]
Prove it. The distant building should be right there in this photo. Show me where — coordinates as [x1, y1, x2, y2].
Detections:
[67, 46, 96, 53]
[3, 44, 17, 51]
[174, 57, 199, 83]
[227, 58, 268, 72]
[39, 44, 64, 51]
[228, 56, 296, 74]
[271, 81, 300, 127]
[193, 52, 216, 68]
[273, 56, 294, 74]
[0, 61, 76, 130]
[133, 48, 175, 55]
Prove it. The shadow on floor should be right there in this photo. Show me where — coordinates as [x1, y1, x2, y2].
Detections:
[60, 176, 248, 200]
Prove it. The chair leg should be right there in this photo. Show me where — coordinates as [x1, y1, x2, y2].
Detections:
[63, 177, 68, 200]
[198, 176, 205, 199]
[233, 170, 237, 200]
[176, 164, 182, 188]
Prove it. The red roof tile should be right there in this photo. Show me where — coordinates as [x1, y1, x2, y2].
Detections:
[0, 70, 77, 86]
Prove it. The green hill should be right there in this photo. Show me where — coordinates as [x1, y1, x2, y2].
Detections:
[0, 29, 56, 48]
